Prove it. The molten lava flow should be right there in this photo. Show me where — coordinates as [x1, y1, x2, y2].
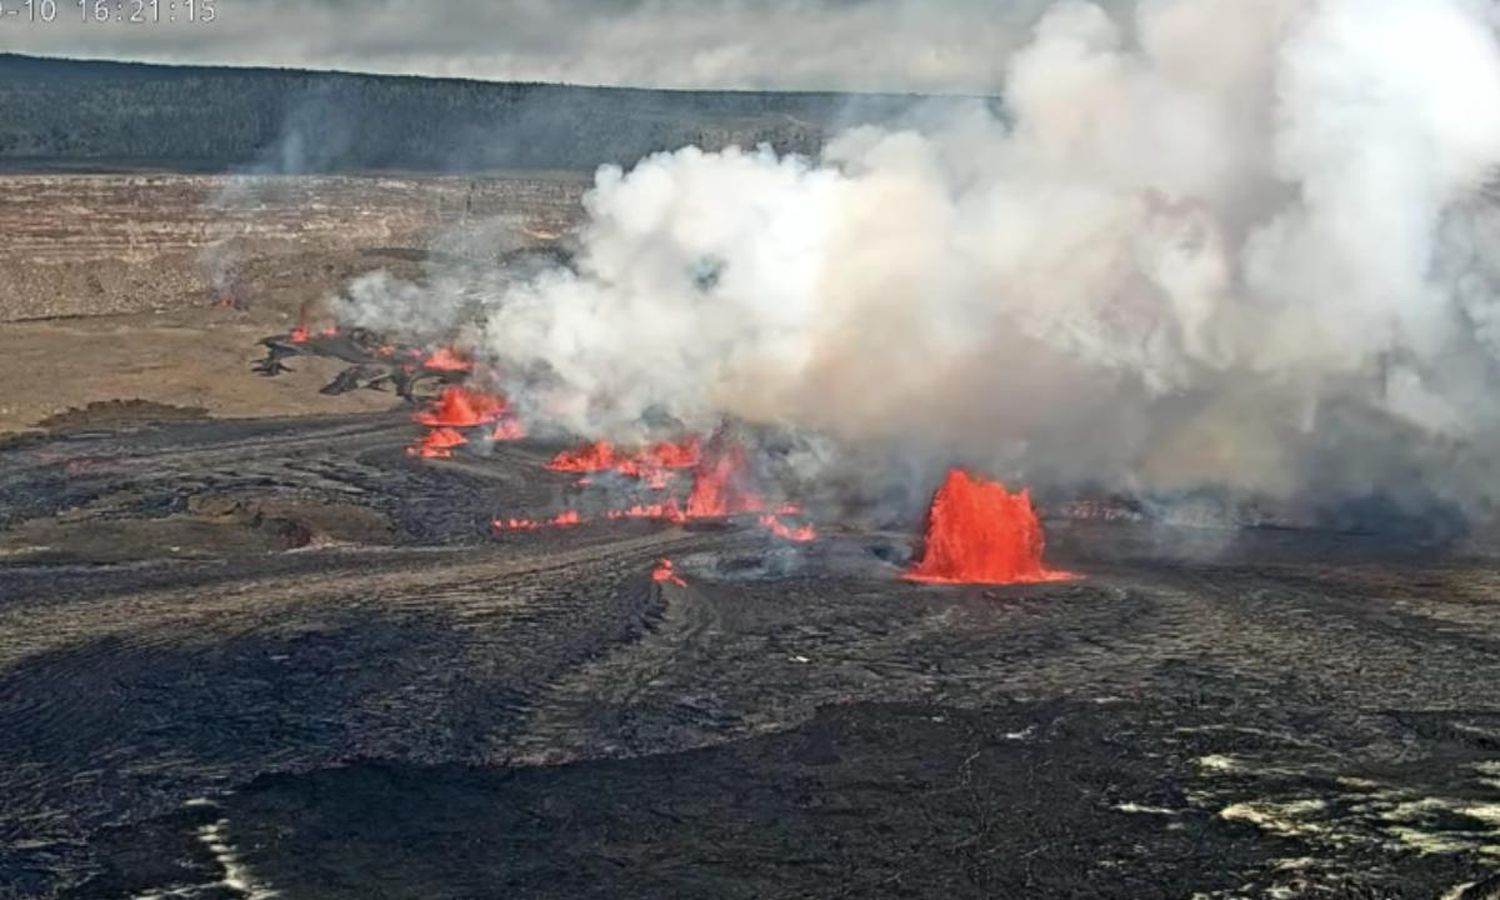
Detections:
[415, 386, 509, 428]
[685, 442, 764, 517]
[407, 427, 467, 459]
[644, 437, 700, 469]
[422, 346, 474, 372]
[547, 437, 700, 484]
[652, 558, 686, 586]
[288, 303, 312, 342]
[903, 469, 1073, 585]
[548, 440, 618, 471]
[759, 515, 817, 542]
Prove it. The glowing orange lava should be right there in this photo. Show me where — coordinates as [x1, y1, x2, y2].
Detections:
[483, 435, 821, 540]
[422, 346, 474, 372]
[547, 440, 616, 471]
[652, 558, 686, 586]
[685, 442, 764, 517]
[547, 437, 700, 483]
[415, 386, 509, 428]
[903, 469, 1073, 585]
[406, 427, 467, 459]
[759, 515, 817, 542]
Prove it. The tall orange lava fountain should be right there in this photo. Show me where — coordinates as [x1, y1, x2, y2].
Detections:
[904, 469, 1073, 585]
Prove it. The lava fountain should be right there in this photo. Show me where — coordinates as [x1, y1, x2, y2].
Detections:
[406, 426, 468, 459]
[652, 558, 686, 586]
[547, 437, 700, 482]
[904, 469, 1073, 585]
[415, 385, 509, 428]
[421, 346, 475, 372]
[685, 440, 764, 517]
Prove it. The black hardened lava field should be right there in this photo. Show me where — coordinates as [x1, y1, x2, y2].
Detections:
[0, 333, 1497, 899]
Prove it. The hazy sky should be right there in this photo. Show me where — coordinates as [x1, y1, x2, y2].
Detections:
[0, 0, 1063, 92]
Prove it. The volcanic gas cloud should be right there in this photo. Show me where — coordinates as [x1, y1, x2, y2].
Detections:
[904, 469, 1072, 585]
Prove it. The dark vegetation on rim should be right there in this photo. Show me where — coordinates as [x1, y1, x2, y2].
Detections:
[0, 53, 974, 172]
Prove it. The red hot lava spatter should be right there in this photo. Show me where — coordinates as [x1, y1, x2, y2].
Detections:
[492, 510, 583, 532]
[685, 441, 765, 517]
[485, 432, 819, 540]
[903, 469, 1073, 585]
[652, 558, 686, 586]
[422, 346, 474, 372]
[547, 437, 700, 482]
[408, 385, 524, 457]
[759, 515, 817, 542]
[288, 303, 313, 342]
[407, 426, 468, 459]
[415, 385, 509, 428]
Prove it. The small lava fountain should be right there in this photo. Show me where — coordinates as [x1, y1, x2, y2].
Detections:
[904, 469, 1073, 585]
[408, 384, 523, 457]
[406, 426, 468, 459]
[685, 440, 765, 517]
[415, 385, 509, 428]
[652, 558, 686, 586]
[421, 346, 474, 372]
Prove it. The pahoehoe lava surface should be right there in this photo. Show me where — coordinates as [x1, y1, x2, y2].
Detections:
[2, 414, 1499, 898]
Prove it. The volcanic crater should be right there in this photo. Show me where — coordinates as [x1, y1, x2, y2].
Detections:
[1, 329, 1499, 900]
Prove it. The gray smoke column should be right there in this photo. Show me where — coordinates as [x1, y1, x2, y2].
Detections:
[352, 0, 1500, 519]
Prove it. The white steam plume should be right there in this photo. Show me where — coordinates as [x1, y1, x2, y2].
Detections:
[347, 0, 1500, 520]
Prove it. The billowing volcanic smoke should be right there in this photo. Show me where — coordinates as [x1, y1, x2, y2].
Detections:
[342, 0, 1500, 526]
[904, 469, 1071, 585]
